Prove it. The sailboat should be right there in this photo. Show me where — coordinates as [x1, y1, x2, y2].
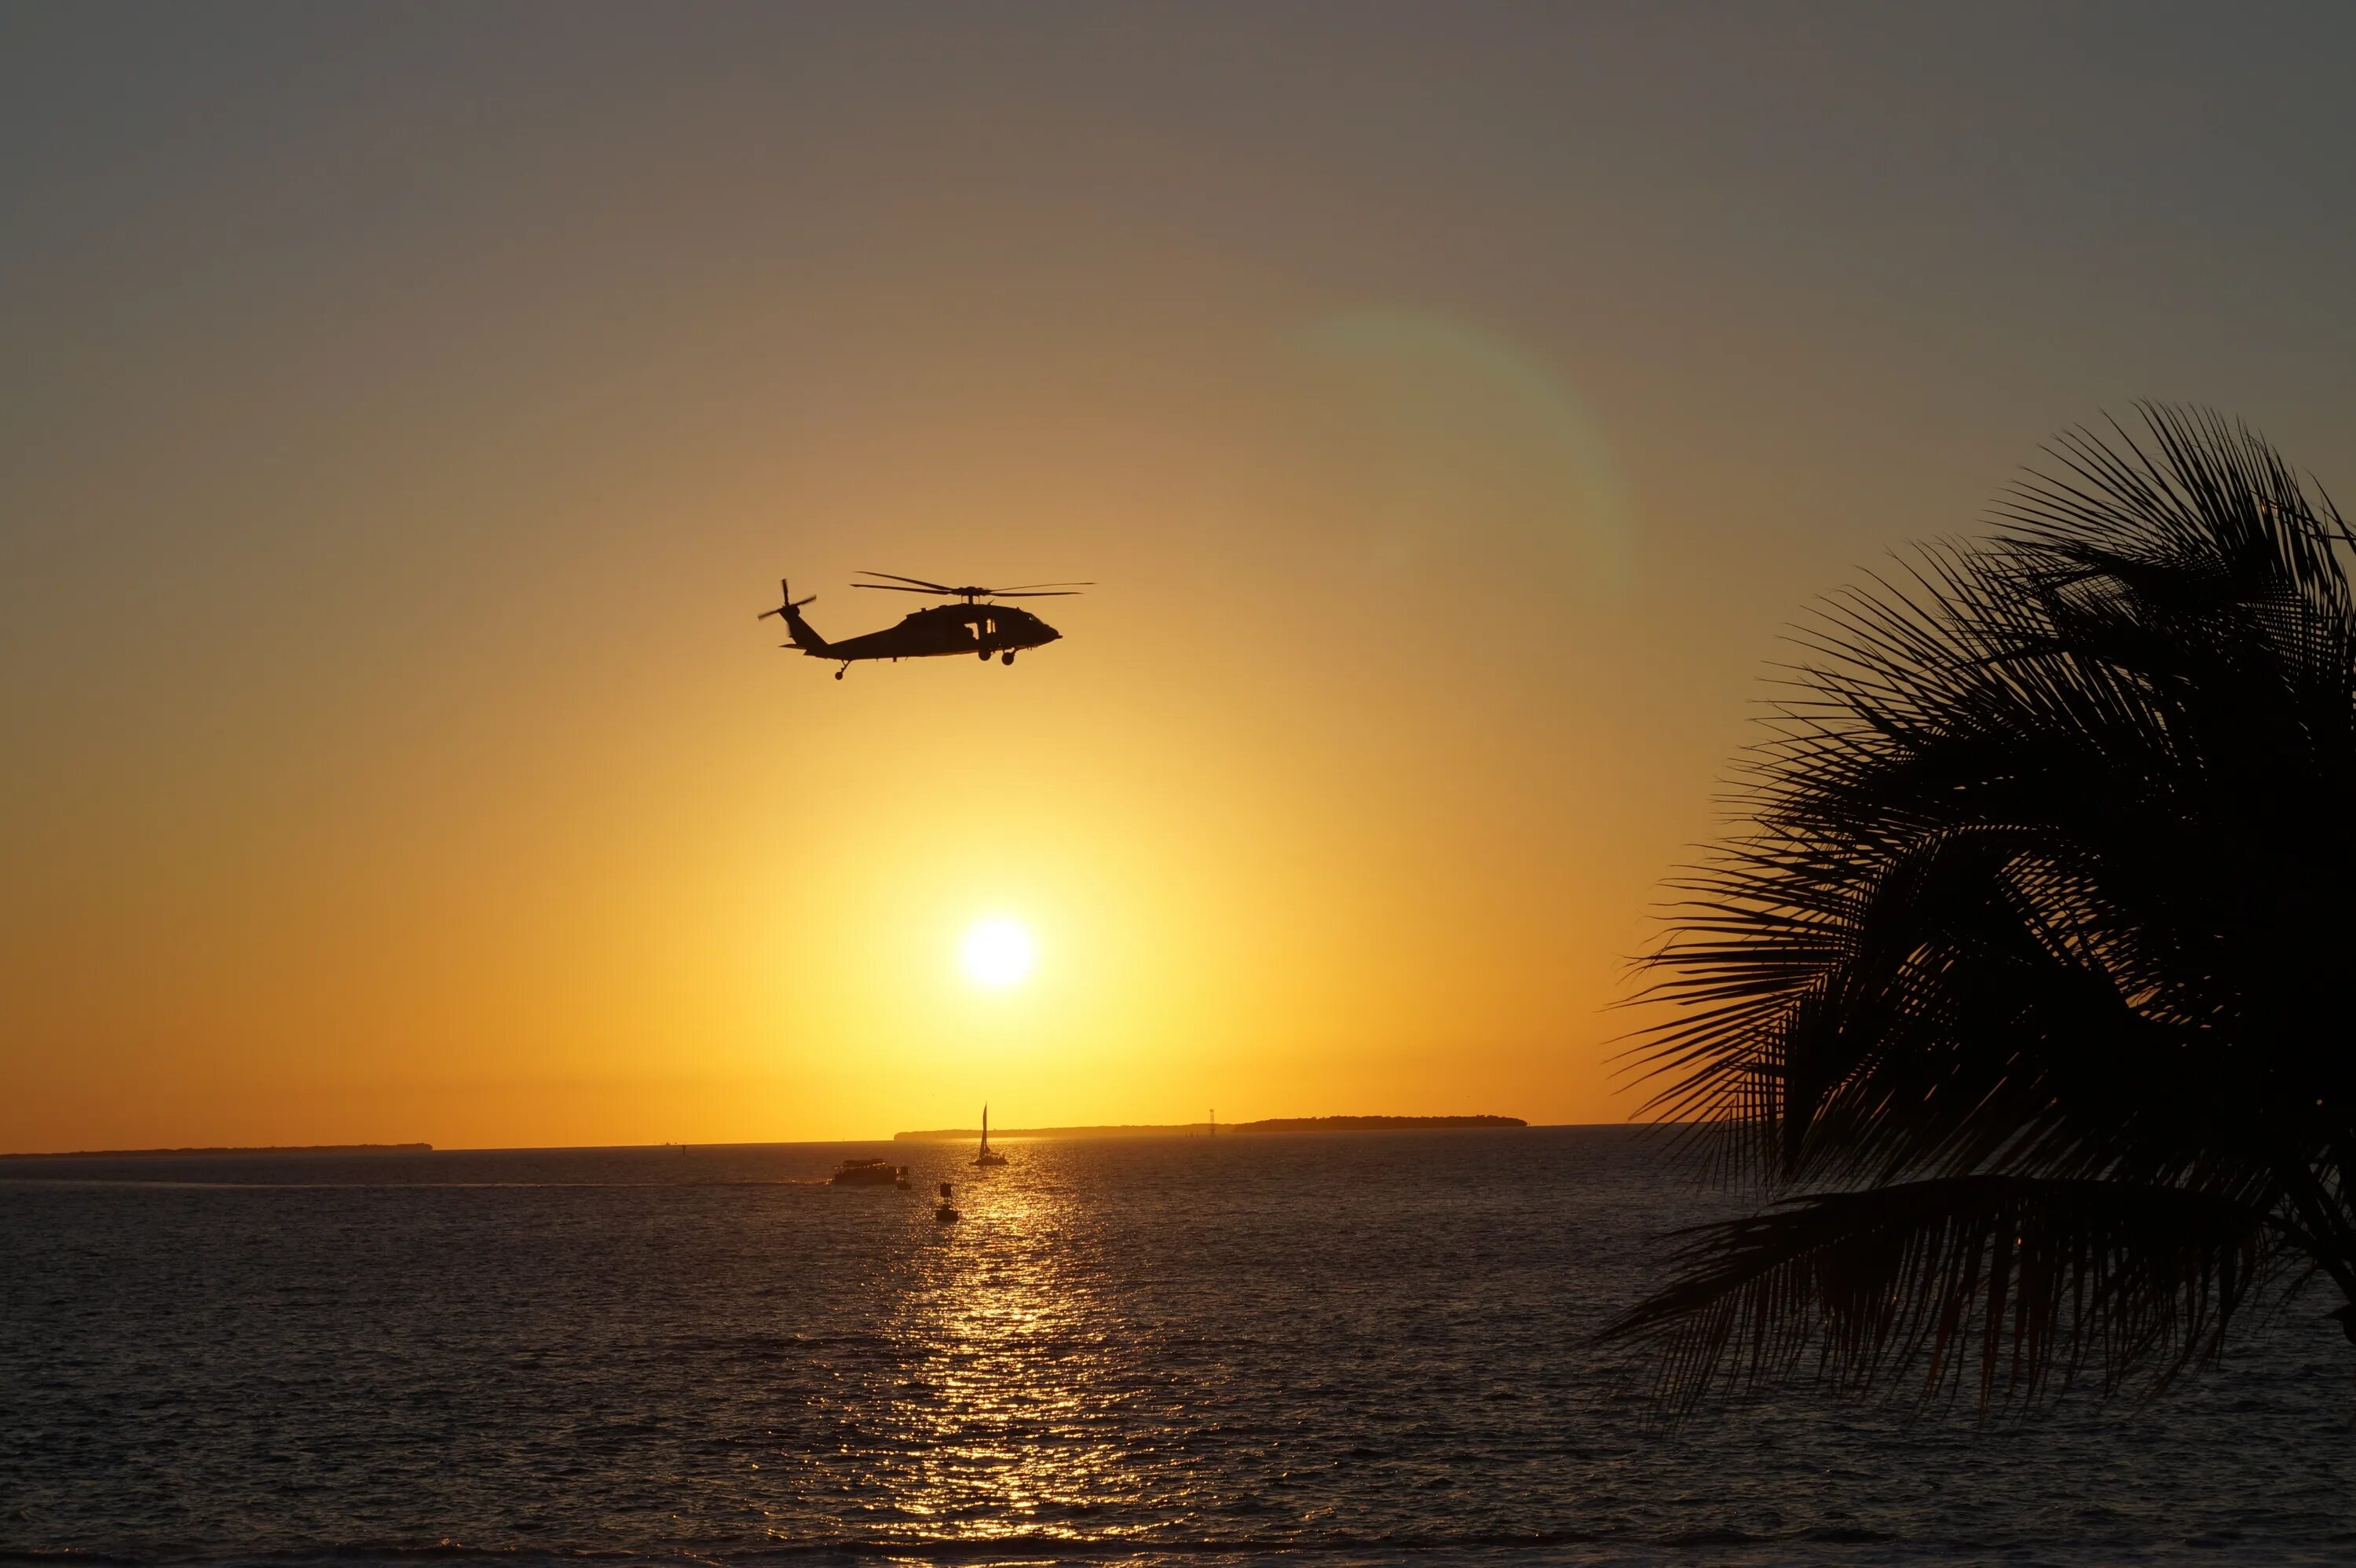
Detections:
[973, 1104, 1008, 1167]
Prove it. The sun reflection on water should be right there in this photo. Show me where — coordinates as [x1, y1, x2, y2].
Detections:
[835, 1154, 1157, 1544]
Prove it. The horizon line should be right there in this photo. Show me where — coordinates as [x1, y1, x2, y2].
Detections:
[0, 1120, 1665, 1160]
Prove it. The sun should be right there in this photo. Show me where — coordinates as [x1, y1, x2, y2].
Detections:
[959, 917, 1036, 990]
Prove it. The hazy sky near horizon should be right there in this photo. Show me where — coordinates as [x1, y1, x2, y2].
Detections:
[7, 3, 2356, 1151]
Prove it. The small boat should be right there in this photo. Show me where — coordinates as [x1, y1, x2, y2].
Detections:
[934, 1179, 960, 1223]
[829, 1157, 909, 1188]
[973, 1105, 1008, 1168]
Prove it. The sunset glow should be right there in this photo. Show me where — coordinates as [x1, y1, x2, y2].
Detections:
[5, 9, 2347, 1157]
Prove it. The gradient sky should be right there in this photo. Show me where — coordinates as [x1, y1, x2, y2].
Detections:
[7, 3, 2356, 1152]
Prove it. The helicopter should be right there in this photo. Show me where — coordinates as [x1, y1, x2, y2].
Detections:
[760, 572, 1089, 679]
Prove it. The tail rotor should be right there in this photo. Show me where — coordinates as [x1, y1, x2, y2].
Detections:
[759, 576, 832, 656]
[758, 578, 817, 621]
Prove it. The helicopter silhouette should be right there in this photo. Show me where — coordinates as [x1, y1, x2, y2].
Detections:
[761, 572, 1089, 679]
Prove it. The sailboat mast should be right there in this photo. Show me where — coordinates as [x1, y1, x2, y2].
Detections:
[980, 1104, 989, 1154]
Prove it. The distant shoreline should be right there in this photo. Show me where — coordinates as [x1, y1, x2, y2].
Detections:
[0, 1142, 434, 1161]
[0, 1122, 1551, 1159]
[895, 1115, 1526, 1141]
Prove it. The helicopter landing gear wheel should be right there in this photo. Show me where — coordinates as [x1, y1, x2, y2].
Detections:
[1001, 652, 1015, 665]
[833, 667, 846, 681]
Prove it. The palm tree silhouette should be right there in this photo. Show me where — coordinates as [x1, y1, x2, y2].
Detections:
[1608, 406, 2356, 1409]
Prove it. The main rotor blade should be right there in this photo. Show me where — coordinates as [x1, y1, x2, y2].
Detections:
[990, 590, 1081, 598]
[994, 582, 1094, 591]
[852, 582, 946, 594]
[856, 571, 956, 591]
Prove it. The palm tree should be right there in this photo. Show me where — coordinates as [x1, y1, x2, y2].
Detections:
[1606, 405, 2356, 1409]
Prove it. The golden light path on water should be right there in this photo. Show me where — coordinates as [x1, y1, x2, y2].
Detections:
[846, 1157, 1159, 1542]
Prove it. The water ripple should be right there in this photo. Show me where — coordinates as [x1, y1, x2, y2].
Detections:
[5, 1131, 2352, 1565]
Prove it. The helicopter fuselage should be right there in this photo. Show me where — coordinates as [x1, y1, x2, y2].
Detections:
[781, 598, 1061, 674]
[829, 603, 1060, 661]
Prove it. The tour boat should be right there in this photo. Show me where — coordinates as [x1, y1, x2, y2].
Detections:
[829, 1157, 909, 1187]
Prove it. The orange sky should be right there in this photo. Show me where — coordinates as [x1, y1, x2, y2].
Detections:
[7, 6, 2354, 1151]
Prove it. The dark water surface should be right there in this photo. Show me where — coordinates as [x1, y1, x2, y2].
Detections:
[5, 1128, 2352, 1566]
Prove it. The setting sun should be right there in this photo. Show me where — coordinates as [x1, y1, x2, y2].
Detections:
[959, 917, 1037, 990]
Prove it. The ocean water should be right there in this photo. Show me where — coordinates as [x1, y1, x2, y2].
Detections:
[4, 1127, 2352, 1567]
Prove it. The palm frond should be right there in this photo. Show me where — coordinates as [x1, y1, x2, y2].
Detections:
[1615, 405, 2356, 1405]
[1601, 1176, 2289, 1413]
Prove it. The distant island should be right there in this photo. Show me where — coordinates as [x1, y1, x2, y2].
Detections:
[895, 1116, 1524, 1141]
[0, 1142, 434, 1160]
